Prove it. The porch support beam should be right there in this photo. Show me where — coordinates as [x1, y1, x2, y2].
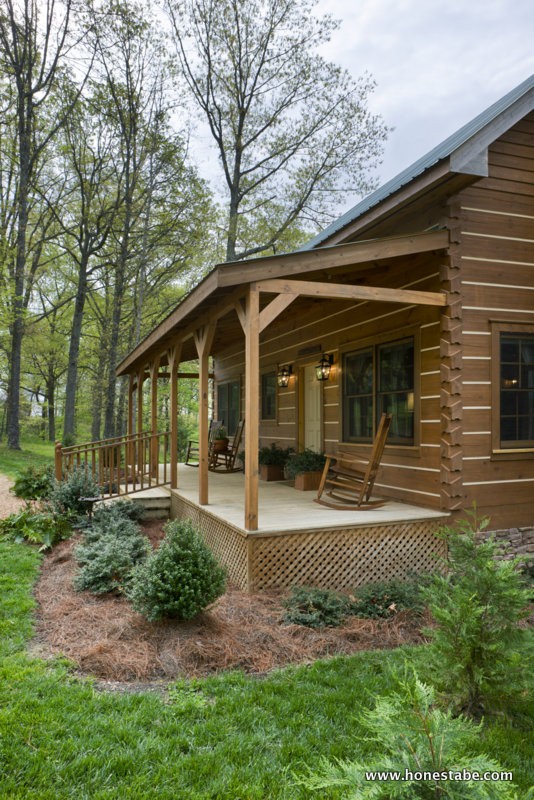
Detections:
[256, 278, 447, 307]
[168, 344, 181, 489]
[259, 292, 298, 333]
[195, 322, 216, 505]
[127, 374, 135, 484]
[244, 285, 260, 531]
[149, 358, 160, 478]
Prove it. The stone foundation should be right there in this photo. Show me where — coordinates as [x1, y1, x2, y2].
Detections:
[483, 526, 534, 561]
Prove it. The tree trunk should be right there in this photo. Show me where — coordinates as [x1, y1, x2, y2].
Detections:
[63, 260, 89, 439]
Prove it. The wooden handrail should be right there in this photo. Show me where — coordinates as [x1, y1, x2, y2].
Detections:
[55, 430, 172, 499]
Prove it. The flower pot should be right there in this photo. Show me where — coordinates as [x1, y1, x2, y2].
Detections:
[294, 470, 322, 491]
[212, 438, 229, 452]
[260, 464, 285, 481]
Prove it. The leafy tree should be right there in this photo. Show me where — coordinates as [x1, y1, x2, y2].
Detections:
[167, 0, 389, 261]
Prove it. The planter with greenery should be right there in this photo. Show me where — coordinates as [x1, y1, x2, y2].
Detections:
[285, 449, 326, 490]
[258, 443, 294, 481]
[212, 425, 228, 452]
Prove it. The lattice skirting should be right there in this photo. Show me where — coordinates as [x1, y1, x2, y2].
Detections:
[170, 493, 445, 592]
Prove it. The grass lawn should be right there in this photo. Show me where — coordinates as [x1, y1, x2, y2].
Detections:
[0, 537, 533, 799]
[0, 438, 55, 479]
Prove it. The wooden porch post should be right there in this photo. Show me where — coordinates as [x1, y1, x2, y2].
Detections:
[168, 345, 181, 489]
[244, 285, 260, 531]
[195, 324, 216, 505]
[137, 368, 144, 478]
[150, 358, 160, 478]
[127, 373, 135, 482]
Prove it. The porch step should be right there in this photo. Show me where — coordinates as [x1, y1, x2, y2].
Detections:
[98, 488, 171, 520]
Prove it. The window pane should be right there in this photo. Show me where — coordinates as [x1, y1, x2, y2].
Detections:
[228, 381, 240, 435]
[344, 350, 373, 395]
[346, 396, 373, 440]
[499, 332, 534, 447]
[378, 340, 413, 392]
[378, 392, 414, 443]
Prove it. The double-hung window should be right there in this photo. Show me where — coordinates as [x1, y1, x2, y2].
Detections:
[343, 337, 415, 445]
[499, 332, 534, 449]
[216, 380, 240, 436]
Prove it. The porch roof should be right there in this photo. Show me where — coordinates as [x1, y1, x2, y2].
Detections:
[117, 228, 449, 376]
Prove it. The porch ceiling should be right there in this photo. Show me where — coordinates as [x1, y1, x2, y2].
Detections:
[117, 228, 449, 376]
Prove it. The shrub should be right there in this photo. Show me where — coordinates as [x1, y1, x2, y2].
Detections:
[258, 443, 294, 467]
[0, 508, 72, 551]
[349, 576, 428, 619]
[92, 499, 144, 525]
[73, 532, 149, 595]
[285, 449, 326, 479]
[299, 673, 524, 798]
[127, 519, 226, 621]
[12, 464, 54, 501]
[80, 514, 144, 547]
[283, 586, 350, 628]
[49, 467, 101, 518]
[423, 510, 533, 716]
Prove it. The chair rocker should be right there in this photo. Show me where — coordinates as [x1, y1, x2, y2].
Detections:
[184, 419, 222, 466]
[315, 413, 392, 510]
[209, 419, 245, 473]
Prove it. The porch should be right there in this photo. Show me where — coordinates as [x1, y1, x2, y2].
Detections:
[168, 467, 449, 592]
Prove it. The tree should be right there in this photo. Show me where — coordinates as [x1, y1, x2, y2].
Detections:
[166, 0, 389, 261]
[0, 0, 84, 448]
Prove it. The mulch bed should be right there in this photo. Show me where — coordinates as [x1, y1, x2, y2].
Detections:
[32, 520, 428, 683]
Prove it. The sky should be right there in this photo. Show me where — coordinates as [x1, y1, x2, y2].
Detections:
[315, 0, 534, 186]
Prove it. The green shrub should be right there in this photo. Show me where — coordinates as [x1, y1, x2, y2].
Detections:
[285, 449, 326, 479]
[299, 673, 525, 798]
[92, 499, 144, 525]
[12, 464, 54, 501]
[258, 443, 294, 467]
[80, 514, 144, 547]
[73, 531, 149, 595]
[349, 576, 428, 619]
[127, 519, 226, 621]
[423, 510, 533, 716]
[0, 508, 72, 551]
[283, 586, 351, 628]
[49, 467, 101, 518]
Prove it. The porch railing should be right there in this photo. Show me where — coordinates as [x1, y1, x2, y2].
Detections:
[55, 430, 172, 499]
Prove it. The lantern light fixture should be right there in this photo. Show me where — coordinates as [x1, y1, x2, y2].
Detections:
[277, 364, 292, 387]
[315, 352, 333, 382]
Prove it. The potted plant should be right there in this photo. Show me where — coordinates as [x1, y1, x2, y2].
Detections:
[285, 449, 326, 491]
[258, 443, 294, 481]
[212, 425, 229, 453]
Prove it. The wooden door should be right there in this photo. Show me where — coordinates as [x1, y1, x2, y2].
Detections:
[302, 364, 322, 451]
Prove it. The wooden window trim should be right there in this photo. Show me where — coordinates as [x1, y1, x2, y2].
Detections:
[340, 327, 421, 449]
[491, 321, 534, 460]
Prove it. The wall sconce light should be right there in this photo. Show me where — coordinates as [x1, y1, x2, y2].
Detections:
[277, 364, 292, 387]
[315, 353, 333, 382]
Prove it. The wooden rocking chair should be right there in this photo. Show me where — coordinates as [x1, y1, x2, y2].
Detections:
[315, 413, 392, 509]
[184, 419, 222, 466]
[209, 419, 245, 472]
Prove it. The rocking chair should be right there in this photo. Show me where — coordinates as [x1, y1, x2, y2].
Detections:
[315, 413, 392, 509]
[209, 419, 245, 472]
[184, 419, 222, 466]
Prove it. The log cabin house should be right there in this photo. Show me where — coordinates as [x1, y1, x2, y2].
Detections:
[59, 75, 534, 590]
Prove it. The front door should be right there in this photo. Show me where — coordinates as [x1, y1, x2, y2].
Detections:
[302, 364, 322, 451]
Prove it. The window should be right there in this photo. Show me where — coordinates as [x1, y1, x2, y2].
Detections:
[261, 372, 277, 420]
[499, 333, 534, 448]
[216, 380, 240, 435]
[343, 337, 415, 445]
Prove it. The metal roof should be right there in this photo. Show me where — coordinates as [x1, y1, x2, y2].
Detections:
[300, 73, 534, 251]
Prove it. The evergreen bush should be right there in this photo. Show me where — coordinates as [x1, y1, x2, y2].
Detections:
[49, 467, 101, 518]
[299, 673, 525, 798]
[127, 519, 226, 621]
[349, 576, 428, 619]
[92, 499, 144, 525]
[283, 586, 350, 628]
[73, 532, 149, 595]
[423, 510, 533, 716]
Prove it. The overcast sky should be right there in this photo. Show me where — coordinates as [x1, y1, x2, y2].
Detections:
[316, 0, 534, 185]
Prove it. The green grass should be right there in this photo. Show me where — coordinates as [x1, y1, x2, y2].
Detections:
[0, 438, 54, 479]
[0, 541, 533, 799]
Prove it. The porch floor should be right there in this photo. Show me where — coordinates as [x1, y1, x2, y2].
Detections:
[170, 465, 449, 534]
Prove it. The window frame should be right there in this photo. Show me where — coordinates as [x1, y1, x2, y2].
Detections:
[491, 321, 534, 458]
[341, 333, 418, 447]
[216, 378, 241, 436]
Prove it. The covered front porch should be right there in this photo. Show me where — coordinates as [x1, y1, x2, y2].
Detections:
[167, 466, 449, 591]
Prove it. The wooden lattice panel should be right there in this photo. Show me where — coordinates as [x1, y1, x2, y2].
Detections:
[171, 495, 249, 589]
[249, 520, 445, 592]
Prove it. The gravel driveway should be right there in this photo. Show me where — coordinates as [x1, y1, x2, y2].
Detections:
[0, 474, 24, 518]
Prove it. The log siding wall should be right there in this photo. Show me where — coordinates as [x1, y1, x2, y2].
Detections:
[213, 112, 534, 526]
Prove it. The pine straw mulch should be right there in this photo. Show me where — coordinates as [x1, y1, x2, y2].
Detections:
[32, 520, 428, 685]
